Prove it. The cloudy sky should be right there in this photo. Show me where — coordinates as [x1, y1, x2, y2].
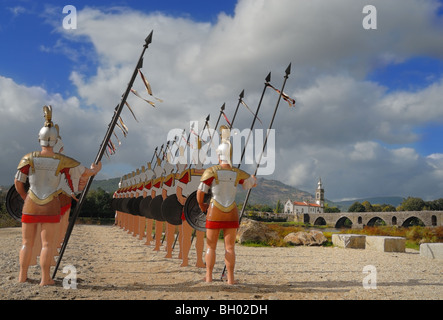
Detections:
[1, 0, 443, 201]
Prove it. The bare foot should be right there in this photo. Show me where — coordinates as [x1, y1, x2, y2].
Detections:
[40, 279, 55, 286]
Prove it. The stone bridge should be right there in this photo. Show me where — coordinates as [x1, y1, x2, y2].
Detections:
[295, 211, 443, 229]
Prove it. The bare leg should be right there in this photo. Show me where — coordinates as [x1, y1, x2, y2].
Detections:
[195, 230, 205, 268]
[40, 222, 58, 286]
[19, 223, 37, 282]
[223, 228, 237, 285]
[138, 216, 145, 240]
[30, 224, 42, 266]
[205, 229, 220, 283]
[164, 223, 175, 258]
[180, 221, 192, 267]
[145, 219, 154, 245]
[153, 221, 163, 251]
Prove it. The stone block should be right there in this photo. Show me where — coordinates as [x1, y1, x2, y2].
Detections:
[332, 234, 366, 249]
[420, 243, 443, 260]
[365, 236, 405, 253]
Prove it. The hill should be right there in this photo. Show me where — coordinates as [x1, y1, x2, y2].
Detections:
[90, 176, 321, 207]
[333, 196, 404, 212]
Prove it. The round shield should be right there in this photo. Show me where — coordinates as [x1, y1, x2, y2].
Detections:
[111, 198, 119, 211]
[126, 197, 137, 215]
[161, 194, 183, 226]
[120, 197, 131, 214]
[131, 196, 143, 216]
[149, 195, 165, 221]
[5, 184, 25, 222]
[183, 190, 211, 232]
[139, 196, 153, 218]
[117, 198, 124, 212]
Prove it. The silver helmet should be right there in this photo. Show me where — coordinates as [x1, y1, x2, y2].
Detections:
[38, 105, 58, 147]
[216, 125, 232, 166]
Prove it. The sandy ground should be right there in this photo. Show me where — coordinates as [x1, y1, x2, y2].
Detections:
[0, 224, 442, 301]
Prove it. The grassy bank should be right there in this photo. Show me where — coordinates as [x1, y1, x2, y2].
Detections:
[339, 225, 443, 250]
[260, 222, 443, 249]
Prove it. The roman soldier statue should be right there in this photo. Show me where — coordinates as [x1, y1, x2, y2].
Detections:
[196, 126, 256, 284]
[175, 143, 206, 268]
[14, 106, 101, 286]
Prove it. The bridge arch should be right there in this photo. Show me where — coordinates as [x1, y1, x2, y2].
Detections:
[335, 216, 352, 228]
[313, 217, 326, 226]
[402, 216, 425, 227]
[432, 215, 437, 226]
[392, 216, 397, 225]
[367, 216, 387, 227]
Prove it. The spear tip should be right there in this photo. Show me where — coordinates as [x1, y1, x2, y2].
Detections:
[239, 89, 245, 99]
[285, 63, 292, 75]
[206, 114, 210, 121]
[145, 30, 153, 45]
[265, 72, 271, 83]
[221, 103, 225, 111]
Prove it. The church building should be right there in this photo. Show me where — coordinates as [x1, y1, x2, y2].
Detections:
[284, 178, 325, 214]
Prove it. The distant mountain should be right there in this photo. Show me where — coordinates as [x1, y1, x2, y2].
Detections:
[333, 196, 404, 211]
[90, 178, 120, 193]
[90, 176, 321, 206]
[234, 177, 318, 206]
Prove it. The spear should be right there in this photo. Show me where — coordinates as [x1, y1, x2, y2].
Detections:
[206, 103, 225, 150]
[53, 31, 154, 279]
[229, 90, 244, 129]
[238, 72, 271, 168]
[239, 64, 291, 222]
[221, 64, 291, 280]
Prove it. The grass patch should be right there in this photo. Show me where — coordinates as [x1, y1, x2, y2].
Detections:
[339, 225, 443, 250]
[0, 213, 20, 228]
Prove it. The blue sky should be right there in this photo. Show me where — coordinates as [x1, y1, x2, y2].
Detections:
[0, 0, 237, 94]
[1, 0, 443, 201]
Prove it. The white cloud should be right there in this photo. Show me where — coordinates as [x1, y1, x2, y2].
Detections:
[1, 0, 443, 201]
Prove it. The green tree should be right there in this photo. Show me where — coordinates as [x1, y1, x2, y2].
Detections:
[274, 200, 282, 214]
[348, 201, 365, 212]
[80, 188, 114, 218]
[398, 197, 425, 211]
[362, 200, 373, 212]
[324, 203, 340, 213]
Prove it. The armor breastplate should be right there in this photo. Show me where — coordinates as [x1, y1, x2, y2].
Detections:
[28, 157, 62, 205]
[211, 170, 238, 212]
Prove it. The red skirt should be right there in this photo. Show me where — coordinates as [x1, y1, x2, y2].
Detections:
[60, 203, 72, 216]
[205, 220, 239, 229]
[21, 214, 61, 224]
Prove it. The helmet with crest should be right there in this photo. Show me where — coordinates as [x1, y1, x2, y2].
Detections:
[38, 105, 58, 147]
[216, 125, 232, 166]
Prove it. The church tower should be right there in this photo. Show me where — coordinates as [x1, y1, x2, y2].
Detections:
[315, 178, 325, 208]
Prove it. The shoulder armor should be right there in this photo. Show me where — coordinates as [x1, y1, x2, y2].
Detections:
[200, 165, 222, 184]
[55, 154, 81, 175]
[232, 168, 251, 186]
[17, 152, 36, 171]
[177, 169, 190, 180]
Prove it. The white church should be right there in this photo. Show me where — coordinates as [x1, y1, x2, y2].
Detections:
[284, 178, 325, 214]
